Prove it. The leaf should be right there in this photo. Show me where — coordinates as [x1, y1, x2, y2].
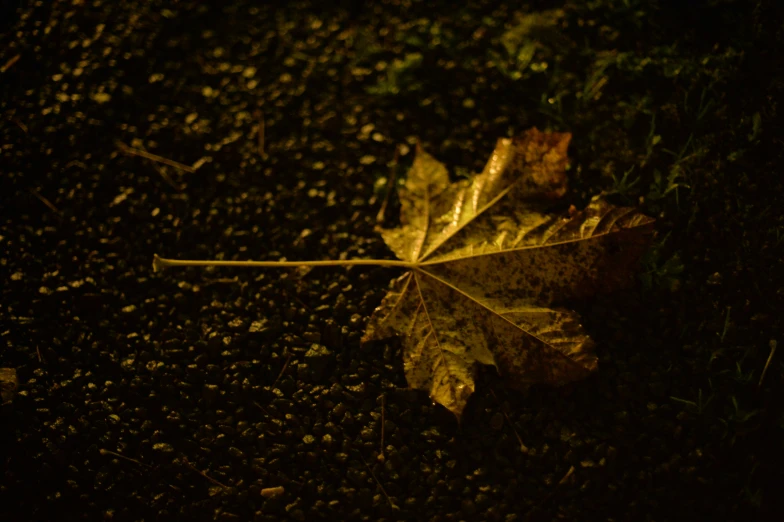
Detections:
[362, 128, 655, 418]
[153, 128, 654, 421]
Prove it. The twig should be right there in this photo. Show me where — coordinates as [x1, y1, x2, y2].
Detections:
[523, 465, 575, 521]
[271, 353, 293, 390]
[720, 306, 731, 343]
[1, 54, 20, 73]
[253, 401, 282, 435]
[376, 145, 400, 225]
[361, 455, 399, 510]
[505, 409, 529, 453]
[253, 400, 272, 417]
[280, 288, 312, 313]
[115, 140, 196, 173]
[12, 117, 28, 133]
[489, 389, 528, 454]
[557, 466, 575, 485]
[152, 163, 183, 191]
[36, 346, 42, 363]
[99, 448, 150, 468]
[29, 189, 62, 217]
[181, 456, 230, 489]
[758, 339, 777, 389]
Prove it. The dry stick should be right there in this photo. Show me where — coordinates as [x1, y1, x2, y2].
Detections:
[253, 401, 282, 436]
[557, 465, 575, 485]
[503, 410, 528, 454]
[523, 465, 575, 521]
[1, 54, 20, 73]
[758, 339, 777, 389]
[152, 164, 182, 191]
[281, 288, 312, 313]
[99, 448, 150, 468]
[376, 145, 400, 225]
[12, 117, 28, 133]
[253, 400, 272, 417]
[489, 389, 529, 454]
[361, 455, 399, 510]
[271, 353, 293, 390]
[181, 456, 230, 489]
[115, 140, 196, 173]
[29, 189, 62, 217]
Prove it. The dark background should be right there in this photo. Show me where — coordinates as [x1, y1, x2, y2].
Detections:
[1, 1, 782, 520]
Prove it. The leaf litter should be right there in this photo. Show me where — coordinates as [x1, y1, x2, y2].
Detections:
[154, 128, 654, 419]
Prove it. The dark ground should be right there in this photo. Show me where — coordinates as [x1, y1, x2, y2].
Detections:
[1, 1, 783, 520]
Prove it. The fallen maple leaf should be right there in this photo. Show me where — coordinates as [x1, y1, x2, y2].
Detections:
[154, 128, 655, 419]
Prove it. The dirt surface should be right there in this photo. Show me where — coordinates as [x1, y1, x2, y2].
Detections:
[1, 1, 782, 520]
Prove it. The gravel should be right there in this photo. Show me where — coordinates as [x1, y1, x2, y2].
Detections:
[1, 1, 781, 521]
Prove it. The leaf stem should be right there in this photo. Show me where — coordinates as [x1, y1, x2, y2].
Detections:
[153, 254, 413, 272]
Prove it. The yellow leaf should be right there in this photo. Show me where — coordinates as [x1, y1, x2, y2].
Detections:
[363, 128, 654, 419]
